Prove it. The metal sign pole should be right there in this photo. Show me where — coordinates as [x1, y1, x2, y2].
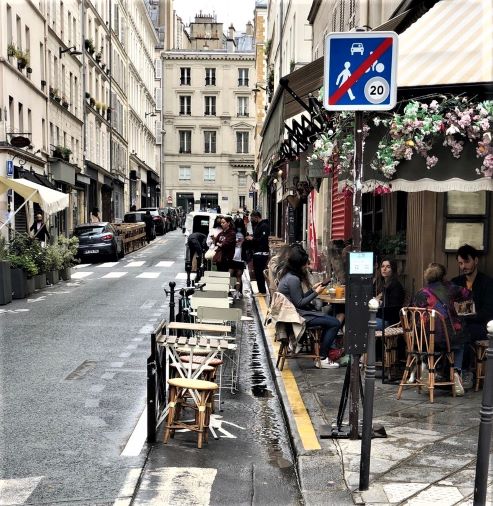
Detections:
[348, 110, 364, 440]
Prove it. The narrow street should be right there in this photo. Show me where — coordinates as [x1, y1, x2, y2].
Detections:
[1, 230, 302, 505]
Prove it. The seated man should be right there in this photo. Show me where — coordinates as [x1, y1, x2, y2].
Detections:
[451, 244, 493, 341]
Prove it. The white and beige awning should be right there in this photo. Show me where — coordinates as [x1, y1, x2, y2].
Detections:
[398, 0, 493, 87]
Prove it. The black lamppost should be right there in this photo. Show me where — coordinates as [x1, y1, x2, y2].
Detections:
[473, 320, 493, 505]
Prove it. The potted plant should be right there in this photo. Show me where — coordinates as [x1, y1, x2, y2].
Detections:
[62, 95, 69, 108]
[85, 38, 95, 54]
[58, 236, 79, 280]
[26, 66, 32, 74]
[85, 91, 90, 100]
[61, 147, 72, 162]
[41, 79, 47, 87]
[95, 101, 102, 113]
[16, 49, 29, 70]
[53, 145, 63, 158]
[0, 237, 12, 305]
[7, 233, 39, 297]
[106, 107, 111, 120]
[90, 97, 96, 107]
[45, 243, 63, 285]
[95, 52, 102, 63]
[7, 43, 16, 58]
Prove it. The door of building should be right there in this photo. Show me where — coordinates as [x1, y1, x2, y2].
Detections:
[177, 193, 195, 213]
[200, 193, 218, 211]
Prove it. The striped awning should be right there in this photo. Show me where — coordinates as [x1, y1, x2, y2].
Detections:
[397, 0, 493, 87]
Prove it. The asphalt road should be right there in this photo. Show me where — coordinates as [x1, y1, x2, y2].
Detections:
[1, 230, 302, 505]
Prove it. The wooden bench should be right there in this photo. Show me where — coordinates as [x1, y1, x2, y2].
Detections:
[113, 223, 147, 254]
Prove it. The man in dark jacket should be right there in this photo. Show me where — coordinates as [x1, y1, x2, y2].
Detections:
[143, 211, 155, 244]
[187, 232, 207, 272]
[452, 244, 493, 341]
[246, 210, 270, 295]
[30, 213, 50, 244]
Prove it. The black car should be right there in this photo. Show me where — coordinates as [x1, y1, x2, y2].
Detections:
[74, 222, 124, 261]
[136, 208, 166, 235]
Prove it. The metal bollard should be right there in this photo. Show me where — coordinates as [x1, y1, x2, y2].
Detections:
[359, 298, 379, 491]
[473, 320, 493, 505]
[168, 281, 176, 323]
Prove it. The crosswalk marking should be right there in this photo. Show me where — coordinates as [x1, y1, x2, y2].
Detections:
[156, 261, 174, 267]
[72, 271, 93, 279]
[136, 272, 160, 279]
[101, 272, 127, 279]
[133, 467, 217, 505]
[74, 263, 90, 269]
[0, 476, 43, 505]
[175, 272, 196, 280]
[97, 262, 119, 268]
[126, 261, 145, 267]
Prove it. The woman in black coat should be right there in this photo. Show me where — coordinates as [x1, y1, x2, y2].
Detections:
[375, 257, 405, 329]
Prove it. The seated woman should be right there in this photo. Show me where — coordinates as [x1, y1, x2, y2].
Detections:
[413, 262, 472, 396]
[277, 246, 341, 369]
[375, 257, 405, 331]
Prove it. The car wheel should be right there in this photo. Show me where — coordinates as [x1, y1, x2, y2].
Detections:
[111, 246, 119, 262]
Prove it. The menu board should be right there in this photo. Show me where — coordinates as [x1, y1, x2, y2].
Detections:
[349, 252, 374, 275]
[447, 191, 487, 216]
[444, 221, 485, 251]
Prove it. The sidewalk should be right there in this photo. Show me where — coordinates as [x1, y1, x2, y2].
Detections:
[252, 289, 493, 506]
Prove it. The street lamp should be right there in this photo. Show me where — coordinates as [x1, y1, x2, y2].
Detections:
[59, 46, 83, 58]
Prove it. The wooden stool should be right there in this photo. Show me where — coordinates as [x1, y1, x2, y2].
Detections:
[276, 327, 322, 370]
[163, 378, 218, 448]
[474, 340, 489, 391]
[375, 325, 404, 381]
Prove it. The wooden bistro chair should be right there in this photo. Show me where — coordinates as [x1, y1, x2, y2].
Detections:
[163, 377, 218, 448]
[473, 340, 489, 391]
[397, 307, 455, 403]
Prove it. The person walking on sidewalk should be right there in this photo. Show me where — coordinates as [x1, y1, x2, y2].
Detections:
[214, 216, 236, 272]
[277, 246, 341, 369]
[245, 210, 270, 296]
[30, 213, 50, 246]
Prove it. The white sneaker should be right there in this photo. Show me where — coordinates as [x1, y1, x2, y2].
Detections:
[315, 358, 339, 369]
[454, 371, 465, 397]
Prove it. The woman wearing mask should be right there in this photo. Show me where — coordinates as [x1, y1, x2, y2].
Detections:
[277, 246, 341, 369]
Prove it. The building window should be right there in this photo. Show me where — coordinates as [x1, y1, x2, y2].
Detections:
[238, 68, 249, 86]
[179, 130, 191, 153]
[238, 173, 247, 186]
[205, 68, 216, 86]
[236, 132, 249, 153]
[204, 96, 216, 116]
[179, 95, 191, 115]
[204, 130, 216, 153]
[239, 195, 246, 209]
[237, 97, 249, 117]
[179, 166, 191, 181]
[204, 167, 215, 182]
[180, 67, 191, 85]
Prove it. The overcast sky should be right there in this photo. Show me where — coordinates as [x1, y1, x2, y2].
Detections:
[174, 0, 255, 32]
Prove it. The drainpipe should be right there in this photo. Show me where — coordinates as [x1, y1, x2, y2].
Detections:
[81, 0, 87, 220]
[108, 0, 114, 221]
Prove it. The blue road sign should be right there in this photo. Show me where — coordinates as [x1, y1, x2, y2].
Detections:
[6, 160, 13, 177]
[324, 32, 398, 111]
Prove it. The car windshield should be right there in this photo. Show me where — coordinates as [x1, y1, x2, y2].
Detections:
[74, 226, 105, 236]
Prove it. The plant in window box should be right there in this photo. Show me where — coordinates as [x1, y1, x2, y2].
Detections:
[26, 66, 32, 74]
[95, 101, 102, 113]
[7, 43, 17, 58]
[7, 233, 39, 298]
[101, 62, 106, 71]
[90, 97, 96, 107]
[44, 243, 63, 285]
[16, 49, 30, 70]
[53, 145, 64, 158]
[85, 38, 95, 54]
[106, 107, 111, 120]
[95, 52, 102, 63]
[85, 91, 90, 100]
[61, 147, 72, 161]
[62, 95, 69, 108]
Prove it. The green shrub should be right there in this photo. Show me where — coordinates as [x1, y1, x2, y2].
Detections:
[58, 236, 79, 268]
[45, 244, 63, 271]
[8, 253, 38, 277]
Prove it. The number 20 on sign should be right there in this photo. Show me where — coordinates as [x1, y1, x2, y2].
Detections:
[323, 31, 398, 111]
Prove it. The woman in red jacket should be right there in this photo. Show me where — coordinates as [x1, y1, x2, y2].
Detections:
[214, 216, 236, 272]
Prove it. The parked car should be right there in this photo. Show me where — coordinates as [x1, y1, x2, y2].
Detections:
[136, 208, 166, 235]
[74, 222, 124, 261]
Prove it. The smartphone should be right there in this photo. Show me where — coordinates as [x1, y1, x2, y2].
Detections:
[320, 277, 332, 286]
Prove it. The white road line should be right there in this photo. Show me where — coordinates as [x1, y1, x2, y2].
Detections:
[101, 272, 127, 279]
[72, 271, 93, 279]
[0, 476, 43, 505]
[126, 261, 145, 267]
[140, 300, 157, 309]
[156, 261, 174, 267]
[136, 272, 160, 279]
[175, 272, 196, 280]
[135, 467, 217, 505]
[121, 407, 147, 457]
[139, 324, 155, 334]
[97, 262, 119, 268]
[110, 362, 125, 368]
[113, 468, 143, 506]
[119, 352, 131, 358]
[74, 263, 90, 269]
[27, 296, 47, 303]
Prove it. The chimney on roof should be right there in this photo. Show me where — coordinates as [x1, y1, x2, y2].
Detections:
[228, 24, 235, 39]
[246, 21, 253, 36]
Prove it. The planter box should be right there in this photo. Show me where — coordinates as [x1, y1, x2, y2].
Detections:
[0, 261, 12, 305]
[34, 273, 47, 290]
[11, 268, 27, 299]
[59, 267, 72, 281]
[47, 270, 59, 285]
[26, 277, 35, 296]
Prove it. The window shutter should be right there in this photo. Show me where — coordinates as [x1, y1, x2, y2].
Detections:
[331, 171, 352, 240]
[154, 58, 162, 79]
[155, 121, 162, 144]
[155, 87, 162, 111]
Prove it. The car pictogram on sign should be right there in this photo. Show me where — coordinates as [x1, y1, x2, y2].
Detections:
[350, 42, 364, 55]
